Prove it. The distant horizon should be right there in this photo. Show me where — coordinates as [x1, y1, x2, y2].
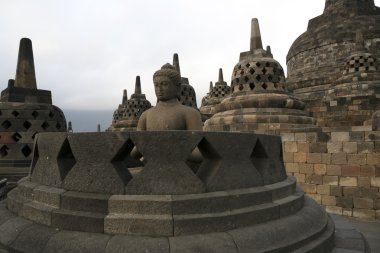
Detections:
[63, 109, 114, 132]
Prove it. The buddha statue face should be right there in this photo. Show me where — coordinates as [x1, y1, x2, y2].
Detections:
[153, 63, 181, 102]
[154, 75, 179, 101]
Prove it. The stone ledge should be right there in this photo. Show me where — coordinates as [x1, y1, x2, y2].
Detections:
[0, 198, 348, 253]
[7, 177, 301, 236]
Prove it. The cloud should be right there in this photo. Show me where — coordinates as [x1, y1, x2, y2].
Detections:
[1, 0, 376, 113]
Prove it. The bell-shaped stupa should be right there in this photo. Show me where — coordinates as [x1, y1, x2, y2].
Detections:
[108, 76, 151, 131]
[0, 38, 67, 185]
[173, 53, 198, 109]
[311, 30, 380, 127]
[200, 68, 231, 120]
[204, 19, 315, 132]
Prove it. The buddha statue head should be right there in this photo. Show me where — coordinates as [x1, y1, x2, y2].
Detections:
[153, 63, 181, 102]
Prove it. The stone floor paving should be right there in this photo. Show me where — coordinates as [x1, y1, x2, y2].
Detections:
[346, 216, 380, 253]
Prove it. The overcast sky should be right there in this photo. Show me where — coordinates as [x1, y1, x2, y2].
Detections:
[1, 0, 379, 115]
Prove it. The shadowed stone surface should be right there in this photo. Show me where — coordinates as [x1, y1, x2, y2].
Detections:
[0, 198, 370, 252]
[204, 18, 316, 132]
[9, 224, 58, 253]
[169, 232, 238, 253]
[105, 235, 169, 253]
[61, 133, 133, 194]
[0, 216, 32, 247]
[127, 131, 205, 195]
[0, 38, 67, 185]
[43, 231, 111, 253]
[26, 132, 290, 196]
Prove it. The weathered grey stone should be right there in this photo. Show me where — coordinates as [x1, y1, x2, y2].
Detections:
[0, 202, 15, 226]
[17, 179, 38, 199]
[169, 232, 238, 253]
[6, 188, 30, 215]
[9, 224, 58, 253]
[273, 188, 304, 218]
[0, 217, 32, 246]
[136, 63, 202, 131]
[30, 133, 70, 187]
[173, 202, 280, 236]
[0, 38, 67, 185]
[108, 76, 152, 131]
[60, 191, 110, 213]
[265, 176, 297, 200]
[32, 185, 65, 207]
[126, 131, 205, 195]
[228, 198, 332, 252]
[104, 213, 173, 236]
[43, 231, 110, 253]
[108, 194, 172, 215]
[51, 209, 105, 233]
[196, 132, 264, 191]
[20, 201, 56, 225]
[61, 132, 133, 194]
[105, 235, 169, 253]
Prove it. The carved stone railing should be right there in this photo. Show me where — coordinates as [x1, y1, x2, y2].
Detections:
[3, 131, 336, 252]
[30, 131, 287, 195]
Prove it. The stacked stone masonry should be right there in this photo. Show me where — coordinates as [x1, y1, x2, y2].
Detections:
[0, 131, 340, 252]
[281, 126, 380, 220]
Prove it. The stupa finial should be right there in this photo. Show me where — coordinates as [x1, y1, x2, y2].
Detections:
[250, 18, 263, 52]
[266, 45, 272, 56]
[218, 68, 224, 82]
[14, 38, 37, 89]
[8, 79, 15, 88]
[173, 53, 181, 77]
[215, 68, 227, 86]
[135, 76, 142, 95]
[209, 81, 213, 92]
[122, 89, 128, 104]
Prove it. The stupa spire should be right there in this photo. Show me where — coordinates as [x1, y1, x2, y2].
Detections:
[209, 81, 213, 92]
[8, 79, 15, 88]
[250, 18, 263, 52]
[14, 38, 37, 89]
[135, 76, 142, 95]
[218, 68, 224, 82]
[215, 68, 227, 86]
[122, 89, 128, 104]
[266, 46, 272, 55]
[173, 53, 181, 76]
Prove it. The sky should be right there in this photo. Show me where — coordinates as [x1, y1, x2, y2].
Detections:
[0, 0, 379, 131]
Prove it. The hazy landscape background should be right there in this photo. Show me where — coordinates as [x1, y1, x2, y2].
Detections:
[64, 109, 114, 132]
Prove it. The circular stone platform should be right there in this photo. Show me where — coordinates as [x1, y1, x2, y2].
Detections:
[0, 131, 369, 252]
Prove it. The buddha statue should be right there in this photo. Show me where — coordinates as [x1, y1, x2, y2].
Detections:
[137, 63, 202, 131]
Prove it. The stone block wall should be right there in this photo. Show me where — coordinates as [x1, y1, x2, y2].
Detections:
[281, 126, 380, 220]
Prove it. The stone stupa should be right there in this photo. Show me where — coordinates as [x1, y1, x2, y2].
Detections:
[204, 19, 315, 132]
[308, 30, 380, 127]
[173, 53, 198, 109]
[200, 68, 231, 121]
[1, 61, 369, 253]
[0, 38, 67, 185]
[108, 76, 151, 131]
[287, 0, 380, 92]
